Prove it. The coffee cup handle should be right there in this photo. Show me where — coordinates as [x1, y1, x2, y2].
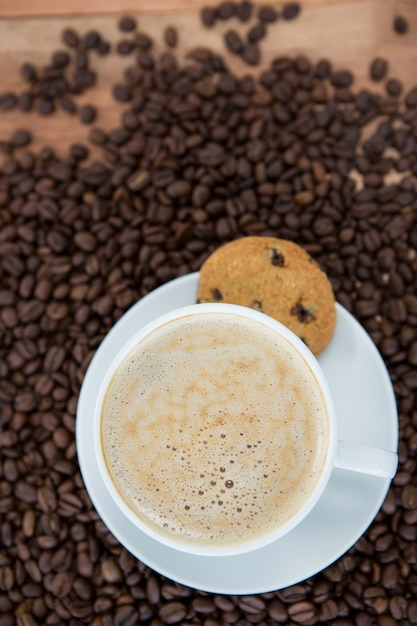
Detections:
[335, 441, 398, 479]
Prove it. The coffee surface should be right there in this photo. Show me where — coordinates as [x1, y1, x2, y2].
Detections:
[101, 312, 329, 547]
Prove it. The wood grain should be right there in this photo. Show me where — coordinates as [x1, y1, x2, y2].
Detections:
[0, 0, 417, 157]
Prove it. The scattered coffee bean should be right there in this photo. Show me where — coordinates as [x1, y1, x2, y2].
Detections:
[237, 0, 253, 22]
[116, 39, 134, 55]
[97, 40, 111, 55]
[201, 6, 217, 27]
[118, 15, 137, 32]
[112, 83, 131, 102]
[0, 92, 17, 110]
[134, 32, 153, 49]
[10, 129, 32, 147]
[217, 1, 236, 20]
[62, 27, 79, 48]
[52, 50, 70, 68]
[36, 99, 55, 115]
[224, 30, 244, 54]
[247, 22, 266, 43]
[385, 77, 403, 96]
[59, 94, 77, 113]
[84, 30, 102, 49]
[370, 57, 388, 81]
[282, 2, 301, 20]
[241, 42, 260, 65]
[164, 26, 178, 48]
[78, 104, 97, 124]
[393, 15, 409, 34]
[331, 69, 353, 87]
[258, 5, 279, 22]
[405, 86, 417, 108]
[20, 62, 38, 84]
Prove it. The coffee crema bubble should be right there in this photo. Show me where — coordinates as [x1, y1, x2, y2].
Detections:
[101, 312, 329, 547]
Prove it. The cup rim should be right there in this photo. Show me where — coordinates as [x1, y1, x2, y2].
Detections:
[93, 303, 338, 557]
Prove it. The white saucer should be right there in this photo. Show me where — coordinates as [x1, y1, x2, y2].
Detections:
[76, 273, 398, 595]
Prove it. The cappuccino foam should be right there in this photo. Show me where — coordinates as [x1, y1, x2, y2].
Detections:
[101, 311, 329, 547]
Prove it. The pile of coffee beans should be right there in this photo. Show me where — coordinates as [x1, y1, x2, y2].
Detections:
[0, 27, 113, 126]
[1, 2, 417, 625]
[201, 1, 301, 65]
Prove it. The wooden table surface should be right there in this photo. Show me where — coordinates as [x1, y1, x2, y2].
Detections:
[0, 0, 417, 157]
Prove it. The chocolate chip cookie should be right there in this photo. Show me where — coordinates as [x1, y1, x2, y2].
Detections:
[197, 236, 336, 355]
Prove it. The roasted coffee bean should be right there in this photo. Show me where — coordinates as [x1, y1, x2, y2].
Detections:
[393, 15, 408, 34]
[237, 0, 253, 22]
[164, 26, 178, 48]
[385, 78, 403, 96]
[20, 62, 38, 84]
[116, 39, 134, 55]
[52, 50, 70, 68]
[78, 104, 97, 124]
[242, 42, 260, 66]
[201, 6, 217, 27]
[158, 601, 187, 623]
[217, 1, 236, 20]
[118, 15, 137, 32]
[258, 6, 279, 22]
[10, 129, 32, 147]
[36, 99, 55, 115]
[405, 86, 417, 108]
[98, 40, 111, 56]
[59, 95, 77, 114]
[84, 30, 101, 49]
[18, 91, 34, 112]
[0, 92, 17, 110]
[331, 69, 353, 87]
[62, 27, 79, 48]
[370, 57, 388, 81]
[134, 32, 153, 49]
[224, 30, 243, 54]
[247, 22, 266, 43]
[282, 2, 301, 20]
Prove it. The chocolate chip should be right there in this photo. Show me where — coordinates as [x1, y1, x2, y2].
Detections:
[211, 288, 223, 301]
[290, 303, 315, 324]
[270, 248, 285, 267]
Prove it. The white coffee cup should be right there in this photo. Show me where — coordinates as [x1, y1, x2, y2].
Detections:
[93, 303, 397, 557]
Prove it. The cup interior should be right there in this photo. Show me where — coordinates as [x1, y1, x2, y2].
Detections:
[93, 303, 338, 557]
